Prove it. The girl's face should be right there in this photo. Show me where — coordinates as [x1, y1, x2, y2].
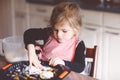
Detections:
[53, 22, 75, 43]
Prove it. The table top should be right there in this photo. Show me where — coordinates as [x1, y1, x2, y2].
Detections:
[0, 56, 96, 80]
[63, 71, 97, 80]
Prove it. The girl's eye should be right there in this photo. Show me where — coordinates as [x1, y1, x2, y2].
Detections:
[63, 30, 67, 33]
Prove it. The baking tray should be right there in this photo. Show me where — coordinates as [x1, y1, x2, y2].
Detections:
[0, 61, 70, 80]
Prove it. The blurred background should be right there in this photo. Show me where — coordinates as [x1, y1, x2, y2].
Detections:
[0, 0, 120, 80]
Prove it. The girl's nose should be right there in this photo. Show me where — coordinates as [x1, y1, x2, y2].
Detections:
[57, 31, 62, 38]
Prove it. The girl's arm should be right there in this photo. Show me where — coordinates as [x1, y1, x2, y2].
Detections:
[64, 41, 86, 73]
[23, 27, 52, 68]
[24, 27, 52, 49]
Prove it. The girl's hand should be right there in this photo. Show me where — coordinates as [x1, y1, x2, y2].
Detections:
[28, 44, 43, 69]
[29, 52, 43, 69]
[49, 57, 65, 66]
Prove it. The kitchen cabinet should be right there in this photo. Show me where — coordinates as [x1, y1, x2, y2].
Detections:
[103, 12, 120, 29]
[28, 4, 53, 28]
[81, 25, 103, 78]
[102, 28, 120, 80]
[81, 10, 103, 26]
[81, 10, 103, 49]
[0, 0, 28, 37]
[81, 10, 103, 79]
[81, 25, 102, 48]
[14, 11, 28, 36]
[0, 0, 13, 38]
[102, 12, 120, 80]
[81, 9, 120, 80]
[0, 0, 54, 38]
[14, 0, 52, 35]
[14, 0, 28, 36]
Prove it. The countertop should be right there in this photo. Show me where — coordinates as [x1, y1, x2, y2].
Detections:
[0, 56, 8, 68]
[26, 0, 120, 13]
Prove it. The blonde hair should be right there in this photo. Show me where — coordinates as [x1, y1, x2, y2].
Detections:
[49, 2, 82, 38]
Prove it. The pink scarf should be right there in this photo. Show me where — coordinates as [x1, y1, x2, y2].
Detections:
[36, 36, 77, 61]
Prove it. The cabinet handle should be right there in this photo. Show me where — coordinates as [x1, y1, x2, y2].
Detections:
[105, 31, 119, 35]
[44, 19, 49, 22]
[15, 12, 25, 18]
[84, 27, 96, 31]
[36, 8, 47, 13]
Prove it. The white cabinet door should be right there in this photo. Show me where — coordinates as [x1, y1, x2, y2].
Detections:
[81, 10, 103, 26]
[103, 12, 120, 29]
[81, 25, 102, 48]
[13, 0, 28, 36]
[81, 25, 103, 79]
[29, 14, 50, 28]
[15, 11, 28, 35]
[29, 4, 53, 28]
[102, 28, 120, 80]
[14, 0, 27, 12]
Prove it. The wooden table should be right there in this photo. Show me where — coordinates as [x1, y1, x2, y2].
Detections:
[63, 71, 97, 80]
[0, 56, 97, 80]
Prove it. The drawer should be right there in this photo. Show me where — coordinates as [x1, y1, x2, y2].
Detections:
[82, 10, 103, 26]
[103, 12, 120, 29]
[29, 4, 54, 16]
[29, 14, 50, 28]
[15, 0, 27, 12]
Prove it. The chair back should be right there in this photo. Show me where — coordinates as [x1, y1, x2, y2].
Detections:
[84, 45, 97, 77]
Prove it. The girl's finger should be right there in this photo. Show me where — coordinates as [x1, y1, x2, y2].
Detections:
[29, 61, 33, 67]
[49, 58, 55, 66]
